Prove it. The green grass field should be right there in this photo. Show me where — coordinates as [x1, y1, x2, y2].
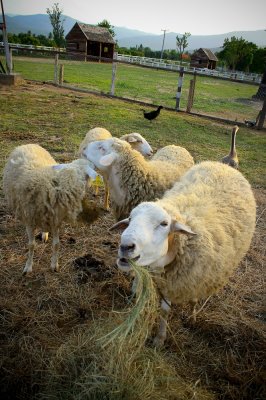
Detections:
[0, 81, 265, 188]
[9, 56, 263, 124]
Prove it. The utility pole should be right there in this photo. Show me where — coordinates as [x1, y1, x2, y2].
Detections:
[0, 0, 12, 73]
[160, 29, 168, 60]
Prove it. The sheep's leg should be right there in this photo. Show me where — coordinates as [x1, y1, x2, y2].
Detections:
[103, 178, 110, 211]
[41, 232, 49, 242]
[51, 228, 60, 272]
[23, 226, 35, 275]
[94, 185, 99, 196]
[153, 298, 171, 347]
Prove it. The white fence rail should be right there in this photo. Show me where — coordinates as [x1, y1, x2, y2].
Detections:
[0, 43, 262, 84]
[0, 42, 65, 52]
[116, 54, 262, 84]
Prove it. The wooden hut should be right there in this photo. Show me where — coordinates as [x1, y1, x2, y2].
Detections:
[190, 48, 218, 70]
[65, 22, 115, 61]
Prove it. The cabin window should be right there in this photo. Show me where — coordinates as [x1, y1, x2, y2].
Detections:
[103, 47, 108, 53]
[76, 43, 80, 50]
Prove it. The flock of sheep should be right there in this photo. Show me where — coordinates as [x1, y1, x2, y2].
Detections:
[3, 126, 256, 346]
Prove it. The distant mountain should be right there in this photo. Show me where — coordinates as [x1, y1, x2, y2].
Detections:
[5, 14, 266, 51]
[118, 30, 266, 51]
[5, 14, 79, 36]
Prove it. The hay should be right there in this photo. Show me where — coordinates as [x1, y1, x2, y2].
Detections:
[98, 260, 159, 349]
[39, 262, 214, 400]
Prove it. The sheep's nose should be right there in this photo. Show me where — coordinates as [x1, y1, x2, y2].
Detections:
[120, 243, 135, 255]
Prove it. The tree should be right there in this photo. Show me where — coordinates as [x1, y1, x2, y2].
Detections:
[217, 36, 257, 72]
[97, 19, 115, 38]
[176, 32, 191, 65]
[46, 2, 65, 48]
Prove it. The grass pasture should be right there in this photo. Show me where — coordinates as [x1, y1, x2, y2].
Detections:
[9, 55, 264, 124]
[0, 81, 265, 400]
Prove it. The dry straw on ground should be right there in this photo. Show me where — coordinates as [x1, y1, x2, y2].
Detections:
[40, 261, 214, 400]
[0, 83, 265, 400]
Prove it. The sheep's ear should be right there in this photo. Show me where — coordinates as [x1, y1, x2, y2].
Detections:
[99, 152, 116, 166]
[52, 163, 71, 170]
[85, 165, 98, 180]
[126, 135, 138, 143]
[109, 218, 130, 231]
[170, 221, 197, 236]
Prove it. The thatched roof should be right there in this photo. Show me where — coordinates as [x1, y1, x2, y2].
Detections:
[77, 23, 115, 44]
[201, 48, 218, 61]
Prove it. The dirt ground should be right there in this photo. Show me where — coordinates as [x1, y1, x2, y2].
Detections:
[0, 82, 265, 400]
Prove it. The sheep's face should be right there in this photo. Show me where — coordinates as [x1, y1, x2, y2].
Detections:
[124, 133, 153, 157]
[82, 138, 124, 171]
[111, 202, 196, 273]
[52, 160, 98, 180]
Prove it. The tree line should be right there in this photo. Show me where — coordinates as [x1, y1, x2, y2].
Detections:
[1, 1, 265, 74]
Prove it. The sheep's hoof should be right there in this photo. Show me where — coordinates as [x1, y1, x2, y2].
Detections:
[152, 335, 166, 348]
[42, 232, 49, 242]
[22, 267, 32, 276]
[51, 263, 59, 272]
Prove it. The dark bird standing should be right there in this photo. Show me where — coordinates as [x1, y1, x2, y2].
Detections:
[244, 110, 261, 128]
[221, 125, 239, 169]
[143, 105, 163, 121]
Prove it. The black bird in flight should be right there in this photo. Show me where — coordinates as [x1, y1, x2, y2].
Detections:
[143, 105, 163, 121]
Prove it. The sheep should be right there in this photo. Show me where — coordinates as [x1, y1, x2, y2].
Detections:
[119, 132, 153, 157]
[111, 161, 256, 346]
[78, 128, 153, 210]
[221, 125, 239, 169]
[3, 144, 103, 275]
[82, 137, 194, 221]
[152, 144, 194, 171]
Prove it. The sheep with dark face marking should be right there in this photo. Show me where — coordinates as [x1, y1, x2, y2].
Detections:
[111, 161, 256, 346]
[82, 137, 194, 221]
[3, 144, 102, 274]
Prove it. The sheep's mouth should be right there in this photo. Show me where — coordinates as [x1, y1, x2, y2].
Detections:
[117, 255, 140, 271]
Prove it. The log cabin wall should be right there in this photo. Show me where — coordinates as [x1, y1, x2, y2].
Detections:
[66, 22, 115, 61]
[190, 48, 218, 70]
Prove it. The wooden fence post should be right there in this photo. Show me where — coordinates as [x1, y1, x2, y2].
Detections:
[54, 53, 59, 84]
[175, 67, 184, 111]
[257, 98, 266, 130]
[186, 72, 197, 113]
[59, 64, 64, 85]
[110, 61, 117, 95]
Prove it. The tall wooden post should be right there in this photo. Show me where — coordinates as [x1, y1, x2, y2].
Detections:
[59, 64, 64, 85]
[186, 72, 197, 113]
[257, 98, 266, 130]
[175, 67, 184, 111]
[0, 0, 12, 73]
[110, 62, 117, 95]
[54, 53, 59, 84]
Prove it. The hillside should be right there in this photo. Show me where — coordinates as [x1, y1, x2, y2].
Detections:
[5, 14, 266, 51]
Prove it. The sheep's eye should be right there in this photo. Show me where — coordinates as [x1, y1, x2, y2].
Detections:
[160, 221, 168, 227]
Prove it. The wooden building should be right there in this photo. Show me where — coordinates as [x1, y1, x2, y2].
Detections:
[190, 48, 218, 70]
[65, 22, 115, 61]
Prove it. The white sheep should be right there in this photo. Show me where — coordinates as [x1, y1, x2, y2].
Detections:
[111, 161, 256, 346]
[152, 144, 194, 171]
[82, 137, 194, 220]
[78, 128, 153, 209]
[3, 144, 102, 275]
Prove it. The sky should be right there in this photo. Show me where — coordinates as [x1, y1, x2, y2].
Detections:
[3, 0, 266, 35]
